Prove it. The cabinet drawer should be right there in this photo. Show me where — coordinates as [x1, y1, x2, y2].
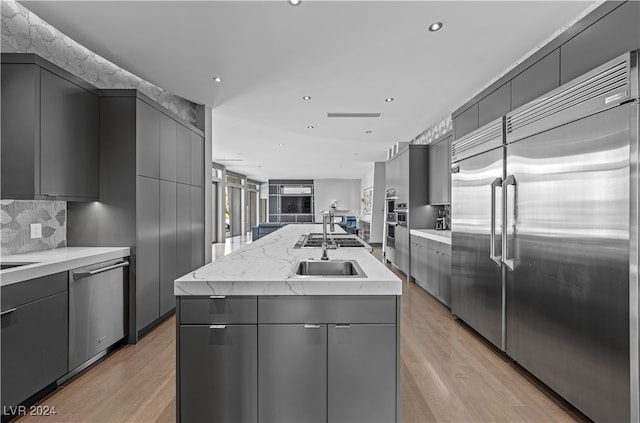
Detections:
[258, 296, 396, 324]
[179, 296, 257, 324]
[1, 272, 67, 310]
[429, 240, 451, 256]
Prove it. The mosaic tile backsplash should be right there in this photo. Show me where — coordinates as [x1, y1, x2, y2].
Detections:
[1, 200, 67, 255]
[1, 0, 201, 127]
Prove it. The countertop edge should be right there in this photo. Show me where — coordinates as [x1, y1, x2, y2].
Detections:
[1, 247, 131, 286]
[410, 229, 452, 245]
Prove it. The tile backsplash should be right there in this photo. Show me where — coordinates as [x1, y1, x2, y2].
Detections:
[1, 200, 67, 255]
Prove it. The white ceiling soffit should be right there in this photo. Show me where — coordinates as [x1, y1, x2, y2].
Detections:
[20, 1, 597, 181]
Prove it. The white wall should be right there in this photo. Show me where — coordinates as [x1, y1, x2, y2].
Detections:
[313, 179, 361, 222]
[360, 162, 386, 243]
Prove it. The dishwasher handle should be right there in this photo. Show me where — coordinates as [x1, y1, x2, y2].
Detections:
[74, 261, 129, 279]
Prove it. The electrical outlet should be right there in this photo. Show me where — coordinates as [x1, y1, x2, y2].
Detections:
[30, 223, 42, 239]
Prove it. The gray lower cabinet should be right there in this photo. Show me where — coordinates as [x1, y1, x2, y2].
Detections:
[190, 185, 204, 270]
[177, 183, 192, 277]
[179, 325, 257, 423]
[178, 296, 399, 423]
[258, 324, 327, 423]
[160, 180, 178, 315]
[410, 236, 451, 307]
[137, 176, 160, 331]
[1, 273, 68, 414]
[395, 225, 409, 275]
[328, 324, 396, 423]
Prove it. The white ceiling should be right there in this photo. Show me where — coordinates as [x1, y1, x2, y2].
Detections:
[21, 0, 595, 182]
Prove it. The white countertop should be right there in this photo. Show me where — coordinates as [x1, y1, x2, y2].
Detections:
[0, 247, 131, 286]
[410, 229, 452, 245]
[175, 224, 402, 296]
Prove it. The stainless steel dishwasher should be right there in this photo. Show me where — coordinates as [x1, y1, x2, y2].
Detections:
[68, 258, 128, 371]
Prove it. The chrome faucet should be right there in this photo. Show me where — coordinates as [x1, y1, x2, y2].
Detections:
[321, 208, 336, 260]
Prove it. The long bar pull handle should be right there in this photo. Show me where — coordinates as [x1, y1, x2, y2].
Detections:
[1, 308, 17, 317]
[335, 324, 351, 329]
[490, 177, 503, 266]
[209, 295, 226, 299]
[304, 324, 321, 329]
[74, 261, 129, 279]
[209, 325, 226, 329]
[502, 175, 516, 271]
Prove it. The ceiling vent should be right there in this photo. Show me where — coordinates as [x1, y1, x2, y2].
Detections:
[327, 112, 382, 118]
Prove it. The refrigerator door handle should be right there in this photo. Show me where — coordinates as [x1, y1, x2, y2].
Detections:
[490, 177, 503, 266]
[502, 175, 516, 271]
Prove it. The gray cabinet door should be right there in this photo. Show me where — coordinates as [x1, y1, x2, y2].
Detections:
[136, 100, 160, 179]
[511, 49, 560, 110]
[177, 183, 192, 277]
[560, 1, 640, 85]
[180, 325, 257, 423]
[429, 139, 452, 205]
[410, 241, 421, 281]
[328, 324, 396, 423]
[1, 64, 39, 199]
[159, 114, 177, 182]
[426, 247, 440, 297]
[190, 186, 204, 270]
[478, 82, 510, 127]
[190, 132, 203, 187]
[395, 225, 409, 275]
[439, 251, 451, 307]
[176, 125, 191, 185]
[258, 324, 327, 423]
[136, 176, 160, 331]
[160, 180, 177, 315]
[453, 103, 478, 140]
[40, 68, 99, 199]
[1, 292, 68, 410]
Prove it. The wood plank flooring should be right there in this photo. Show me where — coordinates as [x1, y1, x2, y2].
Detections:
[17, 241, 589, 423]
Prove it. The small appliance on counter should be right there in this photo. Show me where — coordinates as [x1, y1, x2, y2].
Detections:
[436, 209, 447, 230]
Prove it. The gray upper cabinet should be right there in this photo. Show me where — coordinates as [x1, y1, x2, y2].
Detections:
[40, 69, 99, 199]
[137, 100, 160, 179]
[453, 103, 478, 140]
[159, 114, 177, 182]
[478, 82, 510, 127]
[1, 56, 99, 201]
[511, 49, 560, 110]
[176, 125, 191, 185]
[428, 136, 451, 205]
[191, 132, 204, 187]
[560, 1, 640, 85]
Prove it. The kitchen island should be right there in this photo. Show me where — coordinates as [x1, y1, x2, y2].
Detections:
[175, 223, 402, 423]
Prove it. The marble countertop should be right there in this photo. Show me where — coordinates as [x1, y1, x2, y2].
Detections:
[1, 247, 131, 286]
[175, 224, 402, 296]
[410, 229, 452, 245]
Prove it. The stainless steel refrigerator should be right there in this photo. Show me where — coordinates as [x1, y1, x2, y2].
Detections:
[451, 50, 639, 422]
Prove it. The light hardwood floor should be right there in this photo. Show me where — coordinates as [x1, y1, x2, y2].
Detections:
[17, 242, 589, 423]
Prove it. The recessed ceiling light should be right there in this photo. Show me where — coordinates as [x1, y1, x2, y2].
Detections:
[307, 125, 314, 129]
[289, 0, 301, 5]
[385, 98, 394, 102]
[365, 130, 372, 134]
[302, 96, 311, 100]
[428, 22, 443, 32]
[213, 76, 222, 82]
[353, 153, 359, 156]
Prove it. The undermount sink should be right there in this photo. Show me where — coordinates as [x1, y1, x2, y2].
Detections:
[0, 262, 37, 270]
[290, 259, 367, 278]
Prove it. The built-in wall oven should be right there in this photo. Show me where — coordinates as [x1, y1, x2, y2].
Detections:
[386, 222, 396, 248]
[386, 193, 397, 223]
[396, 203, 408, 227]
